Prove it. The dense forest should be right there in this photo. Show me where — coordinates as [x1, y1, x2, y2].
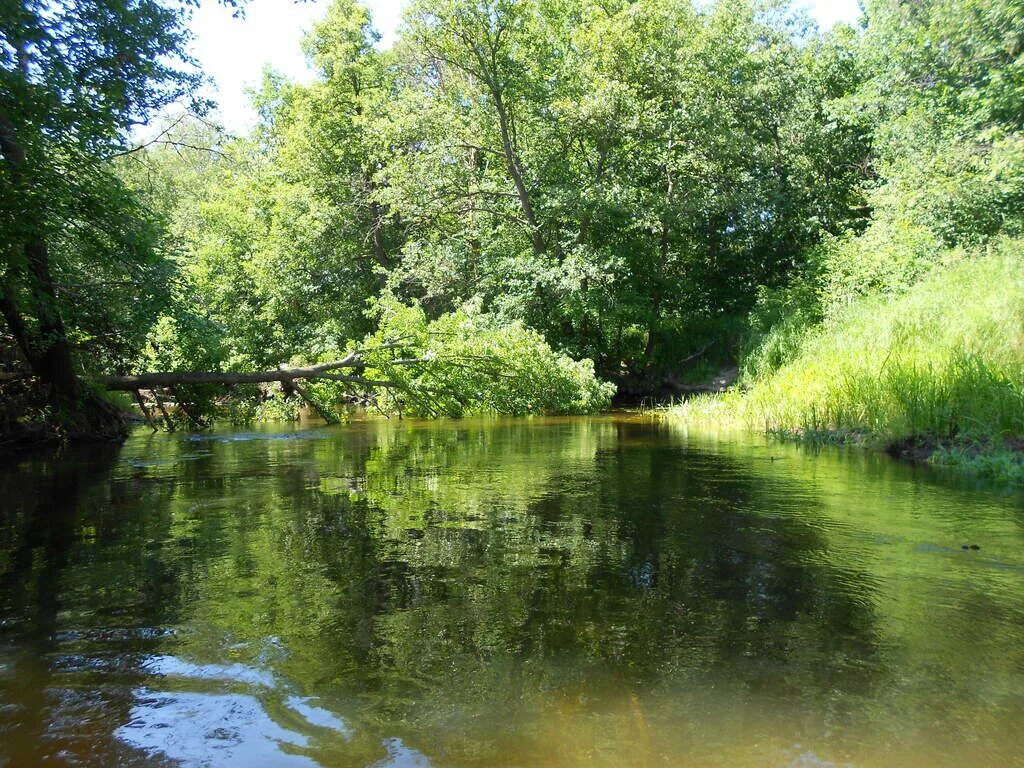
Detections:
[2, 0, 1023, 474]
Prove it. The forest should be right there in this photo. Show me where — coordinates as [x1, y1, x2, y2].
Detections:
[2, 0, 1023, 477]
[5, 4, 1024, 763]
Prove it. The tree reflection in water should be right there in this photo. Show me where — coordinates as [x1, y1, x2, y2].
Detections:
[1, 416, 1023, 767]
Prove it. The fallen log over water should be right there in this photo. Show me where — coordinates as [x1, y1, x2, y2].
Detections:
[100, 340, 415, 392]
[101, 368, 401, 391]
[96, 339, 428, 430]
[102, 360, 377, 391]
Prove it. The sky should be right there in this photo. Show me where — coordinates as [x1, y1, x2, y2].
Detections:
[189, 0, 862, 135]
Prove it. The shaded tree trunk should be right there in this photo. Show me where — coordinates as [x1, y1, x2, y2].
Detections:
[0, 113, 125, 438]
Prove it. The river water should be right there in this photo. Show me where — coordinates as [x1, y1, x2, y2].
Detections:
[1, 414, 1023, 767]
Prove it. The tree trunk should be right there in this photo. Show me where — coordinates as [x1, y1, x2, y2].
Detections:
[491, 89, 546, 257]
[20, 240, 82, 404]
[100, 357, 395, 391]
[0, 112, 127, 439]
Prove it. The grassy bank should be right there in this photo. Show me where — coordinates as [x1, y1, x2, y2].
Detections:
[671, 243, 1024, 484]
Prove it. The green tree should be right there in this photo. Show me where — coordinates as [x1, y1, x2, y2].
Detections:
[0, 0, 224, 436]
[853, 0, 1024, 246]
[377, 0, 866, 377]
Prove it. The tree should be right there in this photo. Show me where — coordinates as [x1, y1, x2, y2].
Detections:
[0, 0, 222, 437]
[853, 0, 1024, 245]
[377, 0, 867, 377]
[1, 0, 887, 441]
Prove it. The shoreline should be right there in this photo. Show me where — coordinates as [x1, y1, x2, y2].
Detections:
[662, 402, 1024, 486]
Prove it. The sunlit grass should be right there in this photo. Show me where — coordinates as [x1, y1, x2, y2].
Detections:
[672, 240, 1024, 482]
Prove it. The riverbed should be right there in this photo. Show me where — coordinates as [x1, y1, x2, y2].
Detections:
[1, 414, 1023, 766]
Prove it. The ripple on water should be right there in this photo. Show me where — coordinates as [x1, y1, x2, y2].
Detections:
[140, 655, 276, 688]
[372, 738, 434, 768]
[186, 431, 322, 443]
[126, 452, 211, 468]
[111, 655, 363, 766]
[116, 689, 317, 767]
[285, 696, 352, 736]
[107, 655, 434, 767]
[115, 686, 428, 768]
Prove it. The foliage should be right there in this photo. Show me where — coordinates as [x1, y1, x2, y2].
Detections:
[740, 274, 823, 383]
[141, 0, 869, 393]
[0, 0, 210, 374]
[679, 243, 1024, 481]
[12, 0, 1024, 439]
[356, 296, 616, 417]
[665, 0, 1024, 482]
[0, 0, 244, 440]
[851, 0, 1024, 246]
[375, 0, 867, 373]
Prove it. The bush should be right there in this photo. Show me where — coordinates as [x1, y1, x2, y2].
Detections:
[740, 276, 823, 383]
[354, 296, 616, 417]
[815, 220, 946, 314]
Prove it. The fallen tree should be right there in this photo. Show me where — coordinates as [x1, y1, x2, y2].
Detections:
[102, 298, 618, 429]
[103, 370, 403, 391]
[99, 339, 421, 429]
[100, 344, 409, 392]
[1, 300, 617, 444]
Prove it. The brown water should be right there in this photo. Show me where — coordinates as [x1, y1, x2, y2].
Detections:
[1, 414, 1023, 767]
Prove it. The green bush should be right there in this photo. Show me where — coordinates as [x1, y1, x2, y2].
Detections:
[354, 296, 616, 417]
[740, 276, 823, 383]
[815, 220, 947, 313]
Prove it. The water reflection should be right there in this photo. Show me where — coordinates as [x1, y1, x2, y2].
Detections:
[0, 416, 1023, 766]
[118, 690, 319, 767]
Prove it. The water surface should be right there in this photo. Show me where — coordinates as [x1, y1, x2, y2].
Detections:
[1, 415, 1023, 767]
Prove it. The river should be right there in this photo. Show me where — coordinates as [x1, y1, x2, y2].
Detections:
[1, 414, 1023, 767]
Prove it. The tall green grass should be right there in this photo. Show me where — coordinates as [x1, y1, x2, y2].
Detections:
[675, 241, 1024, 481]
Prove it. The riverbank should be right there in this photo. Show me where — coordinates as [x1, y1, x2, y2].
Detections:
[667, 246, 1024, 485]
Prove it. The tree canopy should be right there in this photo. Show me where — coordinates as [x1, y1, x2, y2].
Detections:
[3, 0, 1023, 439]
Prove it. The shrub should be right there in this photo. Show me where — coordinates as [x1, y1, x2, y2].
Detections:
[740, 275, 823, 383]
[815, 220, 946, 314]
[354, 296, 616, 417]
